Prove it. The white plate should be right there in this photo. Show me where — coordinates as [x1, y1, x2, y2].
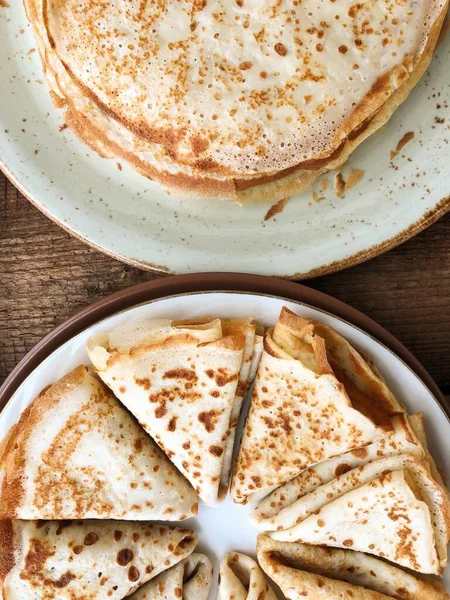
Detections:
[1, 6, 449, 277]
[1, 291, 449, 596]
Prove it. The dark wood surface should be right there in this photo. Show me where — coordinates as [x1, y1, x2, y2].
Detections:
[1, 172, 449, 398]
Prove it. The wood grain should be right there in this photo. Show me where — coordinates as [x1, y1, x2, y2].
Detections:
[1, 172, 449, 394]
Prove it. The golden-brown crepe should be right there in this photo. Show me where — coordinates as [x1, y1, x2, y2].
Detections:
[0, 366, 198, 521]
[87, 317, 259, 505]
[257, 536, 450, 600]
[217, 552, 277, 600]
[269, 455, 450, 575]
[23, 0, 448, 201]
[231, 307, 403, 505]
[251, 413, 424, 530]
[0, 520, 197, 600]
[128, 553, 213, 600]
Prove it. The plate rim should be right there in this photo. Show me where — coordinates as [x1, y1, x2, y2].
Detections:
[0, 273, 447, 418]
[1, 158, 449, 279]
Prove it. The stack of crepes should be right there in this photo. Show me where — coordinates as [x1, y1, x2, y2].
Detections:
[23, 0, 448, 202]
[0, 316, 263, 598]
[230, 307, 450, 597]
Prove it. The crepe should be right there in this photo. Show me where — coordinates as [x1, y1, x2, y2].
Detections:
[231, 307, 399, 505]
[409, 412, 447, 489]
[0, 520, 197, 599]
[87, 317, 248, 505]
[128, 553, 212, 600]
[23, 0, 448, 201]
[272, 308, 404, 427]
[217, 552, 277, 600]
[251, 413, 424, 530]
[257, 536, 450, 600]
[217, 321, 262, 495]
[0, 366, 198, 521]
[270, 455, 450, 575]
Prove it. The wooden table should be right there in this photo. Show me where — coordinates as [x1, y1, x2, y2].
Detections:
[1, 172, 449, 401]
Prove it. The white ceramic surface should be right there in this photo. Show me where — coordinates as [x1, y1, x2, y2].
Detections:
[0, 5, 449, 276]
[1, 291, 449, 597]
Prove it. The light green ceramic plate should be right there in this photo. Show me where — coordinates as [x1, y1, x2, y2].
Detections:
[0, 5, 449, 276]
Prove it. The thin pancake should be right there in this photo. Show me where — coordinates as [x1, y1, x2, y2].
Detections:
[217, 552, 277, 600]
[0, 520, 197, 600]
[251, 413, 424, 530]
[231, 315, 382, 504]
[272, 307, 404, 427]
[0, 366, 198, 521]
[270, 455, 450, 575]
[128, 553, 213, 600]
[87, 318, 246, 505]
[257, 536, 450, 600]
[23, 0, 448, 199]
[220, 319, 261, 496]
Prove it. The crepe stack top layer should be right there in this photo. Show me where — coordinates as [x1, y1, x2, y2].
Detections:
[0, 366, 198, 521]
[231, 307, 405, 504]
[128, 553, 213, 600]
[217, 552, 277, 600]
[0, 519, 197, 600]
[24, 0, 448, 201]
[257, 536, 450, 600]
[87, 317, 261, 505]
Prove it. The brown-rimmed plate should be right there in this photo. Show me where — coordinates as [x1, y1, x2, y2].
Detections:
[0, 274, 449, 597]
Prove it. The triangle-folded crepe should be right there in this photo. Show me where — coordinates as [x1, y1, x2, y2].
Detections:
[251, 413, 424, 530]
[231, 307, 400, 504]
[217, 552, 277, 600]
[270, 455, 450, 575]
[129, 553, 213, 600]
[0, 520, 197, 599]
[0, 366, 198, 521]
[87, 317, 250, 505]
[257, 536, 450, 600]
[270, 307, 404, 427]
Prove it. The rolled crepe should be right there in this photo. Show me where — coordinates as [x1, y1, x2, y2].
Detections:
[257, 536, 450, 600]
[87, 317, 252, 505]
[270, 455, 450, 575]
[232, 307, 399, 504]
[0, 520, 197, 599]
[218, 552, 277, 600]
[251, 413, 424, 530]
[129, 553, 213, 600]
[0, 366, 198, 521]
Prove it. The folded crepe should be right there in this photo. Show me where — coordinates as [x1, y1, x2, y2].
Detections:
[0, 520, 197, 599]
[251, 413, 424, 529]
[408, 412, 447, 489]
[87, 317, 253, 505]
[0, 366, 197, 521]
[231, 307, 404, 504]
[269, 455, 450, 574]
[219, 321, 263, 495]
[257, 536, 450, 600]
[128, 553, 212, 600]
[271, 308, 404, 428]
[217, 552, 278, 600]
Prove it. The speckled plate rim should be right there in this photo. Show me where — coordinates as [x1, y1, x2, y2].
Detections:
[2, 153, 449, 278]
[1, 273, 447, 422]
